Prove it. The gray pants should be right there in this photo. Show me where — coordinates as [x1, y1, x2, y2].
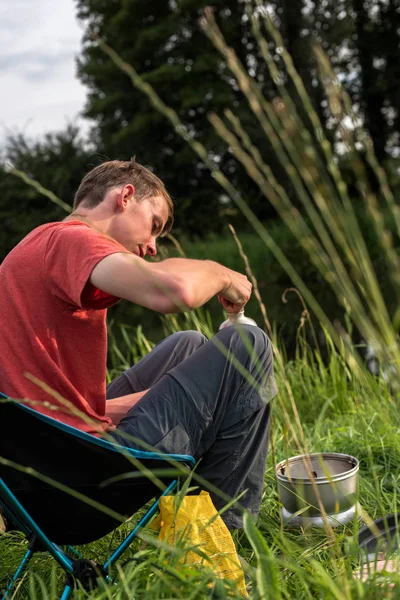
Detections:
[107, 326, 277, 529]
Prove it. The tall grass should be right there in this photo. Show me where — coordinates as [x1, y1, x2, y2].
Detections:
[2, 321, 400, 598]
[2, 2, 400, 598]
[99, 5, 400, 379]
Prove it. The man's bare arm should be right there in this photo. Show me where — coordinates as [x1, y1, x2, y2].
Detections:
[90, 253, 251, 313]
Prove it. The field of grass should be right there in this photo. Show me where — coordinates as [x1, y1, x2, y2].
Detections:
[2, 7, 400, 598]
[1, 316, 400, 599]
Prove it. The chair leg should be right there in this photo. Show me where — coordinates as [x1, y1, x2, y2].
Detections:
[103, 479, 178, 572]
[1, 548, 34, 600]
[0, 481, 74, 576]
[59, 584, 73, 600]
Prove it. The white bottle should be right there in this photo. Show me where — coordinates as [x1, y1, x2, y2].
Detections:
[219, 310, 257, 330]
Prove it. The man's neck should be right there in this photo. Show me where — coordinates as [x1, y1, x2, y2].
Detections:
[64, 210, 111, 236]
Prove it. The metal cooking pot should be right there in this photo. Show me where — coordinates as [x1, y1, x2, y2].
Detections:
[358, 513, 400, 561]
[276, 452, 359, 526]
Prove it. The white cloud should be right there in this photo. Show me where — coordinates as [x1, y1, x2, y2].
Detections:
[0, 0, 89, 147]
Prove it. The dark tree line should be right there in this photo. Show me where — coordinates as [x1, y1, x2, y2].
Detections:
[1, 0, 399, 261]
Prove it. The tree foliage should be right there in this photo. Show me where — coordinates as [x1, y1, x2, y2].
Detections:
[75, 0, 276, 235]
[0, 126, 94, 261]
[75, 0, 399, 234]
[1, 0, 399, 255]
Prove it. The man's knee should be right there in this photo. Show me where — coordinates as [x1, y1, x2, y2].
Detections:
[170, 330, 208, 350]
[217, 325, 273, 363]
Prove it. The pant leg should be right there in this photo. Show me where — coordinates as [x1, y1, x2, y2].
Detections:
[106, 330, 208, 398]
[111, 325, 277, 529]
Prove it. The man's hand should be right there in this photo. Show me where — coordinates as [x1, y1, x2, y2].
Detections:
[218, 269, 252, 314]
[106, 390, 149, 426]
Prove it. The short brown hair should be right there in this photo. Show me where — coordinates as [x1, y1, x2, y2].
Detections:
[74, 159, 174, 234]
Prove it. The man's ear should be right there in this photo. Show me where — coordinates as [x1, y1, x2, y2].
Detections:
[118, 184, 135, 211]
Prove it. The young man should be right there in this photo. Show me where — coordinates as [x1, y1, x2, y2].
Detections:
[0, 159, 277, 529]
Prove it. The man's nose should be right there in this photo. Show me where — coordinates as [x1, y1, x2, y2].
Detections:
[146, 239, 157, 257]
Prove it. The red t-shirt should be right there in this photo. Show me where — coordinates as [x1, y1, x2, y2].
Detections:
[0, 221, 129, 434]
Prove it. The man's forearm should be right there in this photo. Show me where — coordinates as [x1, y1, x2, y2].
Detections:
[105, 390, 149, 426]
[91, 252, 251, 314]
[151, 258, 230, 309]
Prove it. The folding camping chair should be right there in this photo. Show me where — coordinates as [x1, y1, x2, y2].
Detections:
[0, 393, 195, 599]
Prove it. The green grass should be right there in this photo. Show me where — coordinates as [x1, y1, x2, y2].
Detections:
[2, 7, 400, 598]
[1, 321, 400, 599]
[110, 199, 400, 355]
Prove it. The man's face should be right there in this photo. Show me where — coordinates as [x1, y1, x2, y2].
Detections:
[111, 194, 170, 257]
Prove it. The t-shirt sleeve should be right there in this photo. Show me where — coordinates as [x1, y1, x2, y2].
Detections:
[44, 223, 130, 309]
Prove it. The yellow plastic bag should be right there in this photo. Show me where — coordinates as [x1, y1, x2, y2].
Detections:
[153, 491, 247, 596]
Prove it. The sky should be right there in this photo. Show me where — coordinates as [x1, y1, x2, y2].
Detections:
[0, 0, 88, 148]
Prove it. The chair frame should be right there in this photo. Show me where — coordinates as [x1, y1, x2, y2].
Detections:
[0, 396, 195, 599]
